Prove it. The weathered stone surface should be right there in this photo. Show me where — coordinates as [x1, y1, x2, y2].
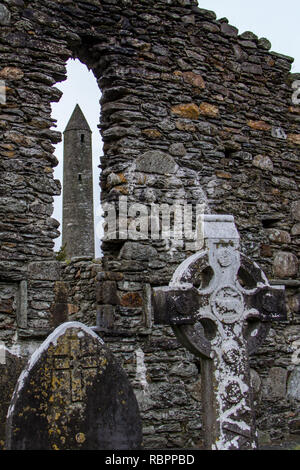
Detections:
[271, 127, 287, 140]
[28, 261, 61, 281]
[258, 38, 272, 50]
[287, 367, 300, 401]
[250, 369, 261, 399]
[136, 151, 177, 175]
[267, 229, 291, 244]
[262, 367, 288, 399]
[96, 306, 114, 331]
[273, 252, 299, 278]
[241, 63, 262, 75]
[291, 201, 300, 221]
[169, 142, 186, 157]
[0, 4, 10, 26]
[291, 223, 300, 236]
[50, 282, 69, 328]
[199, 102, 219, 118]
[247, 120, 271, 131]
[0, 67, 24, 80]
[120, 242, 157, 261]
[182, 71, 205, 89]
[288, 134, 300, 145]
[0, 347, 25, 450]
[252, 155, 273, 171]
[288, 294, 300, 314]
[96, 280, 119, 305]
[142, 129, 162, 139]
[171, 103, 200, 120]
[221, 23, 238, 37]
[6, 322, 142, 450]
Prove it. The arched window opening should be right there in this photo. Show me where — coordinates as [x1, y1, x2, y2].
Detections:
[51, 58, 102, 259]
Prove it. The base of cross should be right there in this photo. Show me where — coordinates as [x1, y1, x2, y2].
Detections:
[152, 215, 287, 450]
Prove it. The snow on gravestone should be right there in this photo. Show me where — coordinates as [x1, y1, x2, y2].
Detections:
[5, 322, 142, 450]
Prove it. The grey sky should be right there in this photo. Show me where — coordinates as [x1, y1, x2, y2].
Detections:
[51, 1, 300, 257]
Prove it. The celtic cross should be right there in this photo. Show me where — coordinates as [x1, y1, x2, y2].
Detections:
[152, 215, 286, 450]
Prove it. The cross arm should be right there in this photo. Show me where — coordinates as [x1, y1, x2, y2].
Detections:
[152, 285, 200, 326]
[244, 285, 287, 322]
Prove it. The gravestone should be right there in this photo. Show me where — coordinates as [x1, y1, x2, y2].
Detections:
[152, 215, 286, 450]
[0, 346, 25, 450]
[6, 322, 142, 450]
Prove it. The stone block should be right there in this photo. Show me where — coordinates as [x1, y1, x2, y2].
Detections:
[291, 201, 300, 221]
[171, 103, 200, 120]
[119, 242, 157, 261]
[241, 63, 262, 74]
[291, 223, 300, 236]
[266, 229, 291, 244]
[28, 261, 61, 281]
[169, 142, 186, 156]
[182, 71, 205, 89]
[97, 306, 114, 331]
[0, 4, 11, 25]
[136, 150, 177, 175]
[221, 23, 238, 37]
[142, 129, 162, 139]
[199, 102, 219, 118]
[263, 367, 288, 399]
[247, 120, 271, 131]
[0, 67, 24, 80]
[120, 292, 143, 308]
[288, 294, 300, 315]
[96, 280, 119, 305]
[252, 155, 273, 171]
[287, 367, 300, 401]
[273, 252, 299, 278]
[250, 369, 261, 399]
[258, 38, 272, 50]
[288, 134, 300, 145]
[289, 417, 300, 435]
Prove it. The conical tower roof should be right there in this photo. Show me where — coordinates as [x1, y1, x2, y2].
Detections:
[64, 104, 92, 133]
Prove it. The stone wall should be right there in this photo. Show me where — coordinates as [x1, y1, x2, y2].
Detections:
[60, 257, 101, 326]
[0, 0, 300, 448]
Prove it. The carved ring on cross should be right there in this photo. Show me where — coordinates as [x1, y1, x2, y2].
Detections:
[170, 250, 277, 360]
[153, 215, 286, 361]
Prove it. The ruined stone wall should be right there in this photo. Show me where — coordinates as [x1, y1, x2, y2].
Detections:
[60, 257, 101, 326]
[0, 0, 299, 448]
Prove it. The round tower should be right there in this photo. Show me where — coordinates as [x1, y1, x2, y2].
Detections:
[62, 104, 95, 259]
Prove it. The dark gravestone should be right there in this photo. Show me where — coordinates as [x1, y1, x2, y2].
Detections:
[0, 347, 25, 450]
[6, 322, 142, 450]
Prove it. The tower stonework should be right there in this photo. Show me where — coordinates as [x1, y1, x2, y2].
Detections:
[62, 104, 95, 259]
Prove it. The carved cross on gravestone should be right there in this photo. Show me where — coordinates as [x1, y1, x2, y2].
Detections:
[52, 334, 99, 402]
[152, 215, 287, 450]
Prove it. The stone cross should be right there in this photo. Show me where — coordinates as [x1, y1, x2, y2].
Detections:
[152, 215, 286, 450]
